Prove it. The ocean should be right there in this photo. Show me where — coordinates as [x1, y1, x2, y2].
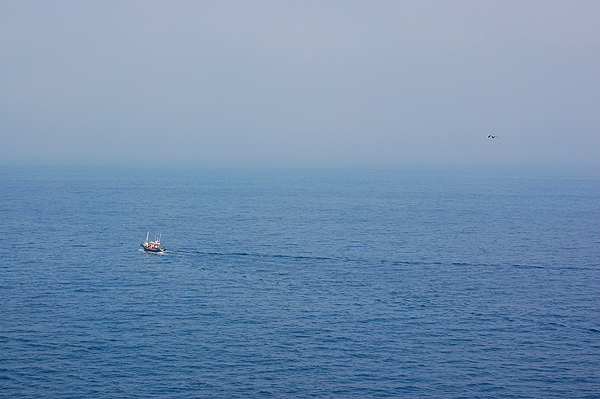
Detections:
[1, 165, 599, 398]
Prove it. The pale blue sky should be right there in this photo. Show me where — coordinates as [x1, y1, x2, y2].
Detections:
[1, 1, 598, 166]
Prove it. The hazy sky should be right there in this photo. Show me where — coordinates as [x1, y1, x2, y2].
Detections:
[1, 1, 598, 167]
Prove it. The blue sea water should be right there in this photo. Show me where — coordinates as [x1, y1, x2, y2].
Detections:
[1, 165, 599, 398]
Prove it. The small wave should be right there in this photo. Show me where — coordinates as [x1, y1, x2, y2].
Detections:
[390, 260, 431, 266]
[511, 263, 544, 269]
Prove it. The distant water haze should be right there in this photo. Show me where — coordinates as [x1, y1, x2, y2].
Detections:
[1, 1, 598, 167]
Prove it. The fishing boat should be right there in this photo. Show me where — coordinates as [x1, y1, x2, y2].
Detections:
[141, 232, 166, 252]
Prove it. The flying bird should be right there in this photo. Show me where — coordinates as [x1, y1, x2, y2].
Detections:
[488, 135, 498, 139]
